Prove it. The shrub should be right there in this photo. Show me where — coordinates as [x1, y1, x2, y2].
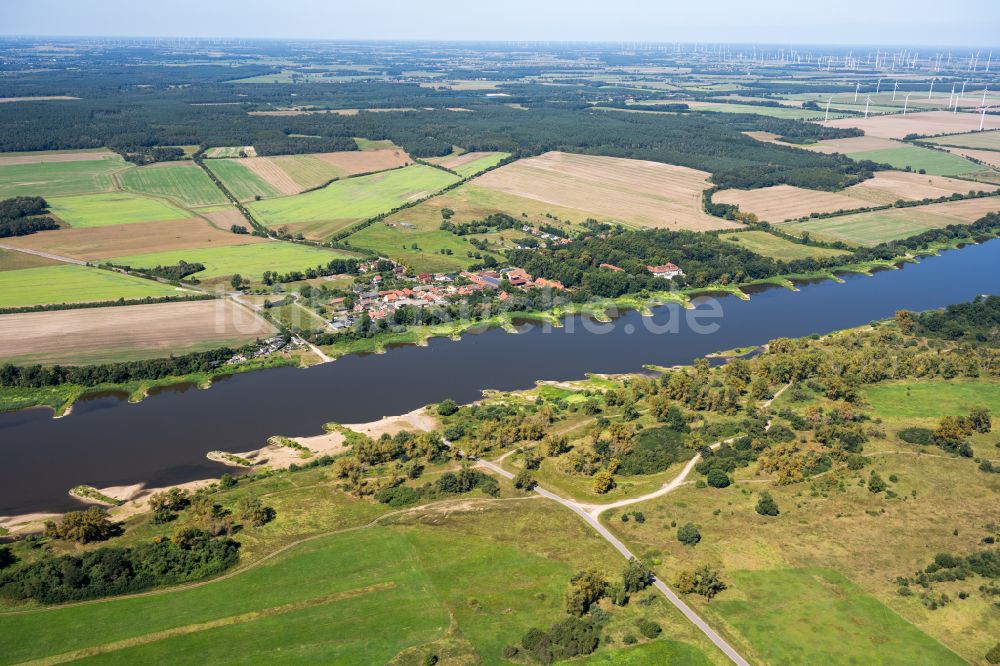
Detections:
[514, 468, 537, 491]
[375, 485, 423, 507]
[622, 634, 638, 645]
[755, 491, 780, 516]
[235, 496, 275, 527]
[677, 522, 701, 546]
[868, 471, 887, 494]
[898, 427, 934, 445]
[436, 399, 459, 416]
[986, 642, 1000, 664]
[674, 565, 727, 600]
[636, 618, 662, 639]
[706, 469, 731, 488]
[593, 469, 615, 494]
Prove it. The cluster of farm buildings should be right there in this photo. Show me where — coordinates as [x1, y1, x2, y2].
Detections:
[327, 262, 683, 331]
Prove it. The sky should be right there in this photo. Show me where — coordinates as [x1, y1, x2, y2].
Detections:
[4, 0, 1000, 46]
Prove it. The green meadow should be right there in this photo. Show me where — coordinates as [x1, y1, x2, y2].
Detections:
[344, 221, 489, 272]
[781, 204, 977, 246]
[846, 145, 982, 177]
[49, 192, 194, 228]
[690, 102, 849, 120]
[120, 162, 228, 207]
[0, 498, 714, 665]
[719, 230, 851, 261]
[110, 242, 358, 281]
[247, 164, 460, 239]
[0, 154, 128, 198]
[203, 159, 281, 201]
[711, 568, 964, 665]
[864, 378, 1000, 419]
[0, 248, 59, 272]
[0, 264, 181, 308]
[446, 152, 511, 178]
[929, 131, 1000, 151]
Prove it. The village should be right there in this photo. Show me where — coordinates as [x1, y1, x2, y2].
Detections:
[326, 259, 685, 332]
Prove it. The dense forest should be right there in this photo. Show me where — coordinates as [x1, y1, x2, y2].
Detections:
[904, 295, 1000, 345]
[0, 196, 57, 238]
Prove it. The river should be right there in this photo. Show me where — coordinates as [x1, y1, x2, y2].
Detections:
[2, 240, 998, 516]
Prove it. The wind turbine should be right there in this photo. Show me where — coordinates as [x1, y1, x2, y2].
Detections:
[980, 106, 988, 131]
[876, 78, 882, 94]
[824, 96, 833, 122]
[928, 79, 934, 100]
[903, 93, 911, 115]
[864, 96, 872, 119]
[854, 82, 860, 102]
[892, 80, 899, 101]
[983, 85, 990, 107]
[949, 83, 956, 108]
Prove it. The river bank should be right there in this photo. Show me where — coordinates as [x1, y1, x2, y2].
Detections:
[0, 238, 997, 517]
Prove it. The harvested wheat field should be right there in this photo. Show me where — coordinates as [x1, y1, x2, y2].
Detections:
[0, 148, 117, 166]
[1, 218, 264, 261]
[845, 171, 997, 204]
[803, 136, 903, 154]
[823, 111, 999, 140]
[0, 300, 275, 365]
[200, 205, 252, 229]
[472, 151, 736, 230]
[713, 185, 862, 223]
[937, 146, 1000, 169]
[310, 148, 411, 175]
[240, 157, 302, 195]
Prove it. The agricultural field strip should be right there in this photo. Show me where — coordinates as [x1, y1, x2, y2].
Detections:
[472, 151, 738, 231]
[0, 300, 275, 365]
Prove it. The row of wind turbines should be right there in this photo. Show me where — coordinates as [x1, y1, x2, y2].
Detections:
[820, 77, 994, 130]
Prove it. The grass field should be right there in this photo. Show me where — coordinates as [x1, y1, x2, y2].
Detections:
[203, 146, 256, 158]
[120, 162, 229, 207]
[712, 568, 964, 665]
[247, 164, 460, 239]
[204, 158, 281, 201]
[345, 221, 492, 273]
[109, 242, 359, 281]
[0, 153, 128, 198]
[782, 196, 1000, 245]
[222, 150, 412, 196]
[0, 248, 59, 272]
[0, 264, 182, 308]
[0, 300, 275, 365]
[846, 145, 984, 177]
[1, 218, 265, 261]
[49, 192, 195, 228]
[939, 146, 1000, 169]
[845, 171, 996, 205]
[472, 151, 738, 231]
[929, 130, 1000, 151]
[864, 378, 1000, 419]
[0, 499, 714, 664]
[719, 231, 851, 260]
[427, 151, 510, 178]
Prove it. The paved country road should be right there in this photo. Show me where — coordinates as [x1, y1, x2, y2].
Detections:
[0, 241, 88, 265]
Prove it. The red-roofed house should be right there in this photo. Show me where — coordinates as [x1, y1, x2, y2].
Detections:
[534, 277, 566, 290]
[647, 263, 684, 279]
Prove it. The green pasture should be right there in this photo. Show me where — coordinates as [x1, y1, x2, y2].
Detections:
[782, 207, 962, 246]
[203, 159, 281, 201]
[0, 154, 128, 198]
[109, 242, 358, 281]
[0, 264, 181, 308]
[711, 568, 964, 665]
[864, 378, 1000, 419]
[49, 192, 194, 228]
[846, 145, 982, 177]
[247, 164, 459, 239]
[719, 231, 852, 261]
[120, 162, 228, 207]
[344, 221, 488, 272]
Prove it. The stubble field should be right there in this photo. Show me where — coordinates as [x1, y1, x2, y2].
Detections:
[0, 299, 276, 365]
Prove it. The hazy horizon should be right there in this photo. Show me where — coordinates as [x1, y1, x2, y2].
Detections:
[5, 0, 999, 47]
